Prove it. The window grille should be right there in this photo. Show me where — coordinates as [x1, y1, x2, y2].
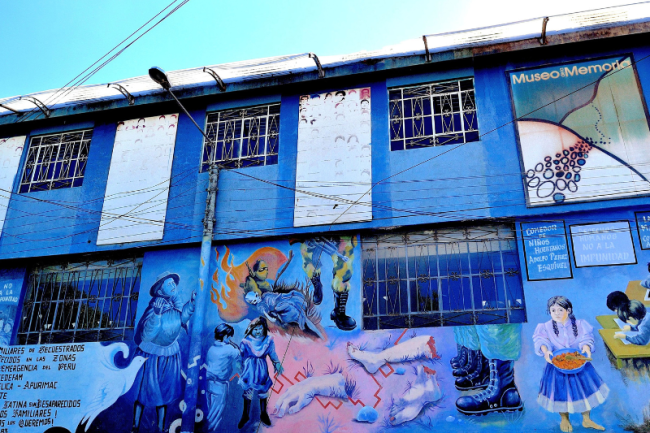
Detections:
[201, 104, 280, 171]
[361, 225, 526, 330]
[389, 78, 479, 151]
[19, 129, 93, 193]
[17, 257, 142, 345]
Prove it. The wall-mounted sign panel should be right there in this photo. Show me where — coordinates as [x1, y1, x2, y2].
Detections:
[636, 211, 650, 250]
[97, 114, 179, 245]
[521, 221, 572, 280]
[294, 88, 372, 227]
[0, 136, 26, 237]
[570, 221, 637, 267]
[509, 56, 650, 207]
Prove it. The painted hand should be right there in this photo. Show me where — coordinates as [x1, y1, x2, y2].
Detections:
[614, 332, 625, 339]
[543, 351, 553, 364]
[152, 298, 166, 315]
[622, 325, 632, 332]
[581, 346, 592, 358]
[274, 373, 347, 417]
[274, 361, 284, 375]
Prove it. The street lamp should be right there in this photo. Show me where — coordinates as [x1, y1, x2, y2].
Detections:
[148, 65, 217, 433]
[148, 67, 213, 144]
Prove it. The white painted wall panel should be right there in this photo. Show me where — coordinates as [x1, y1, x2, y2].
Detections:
[97, 114, 179, 245]
[0, 136, 26, 237]
[294, 88, 372, 227]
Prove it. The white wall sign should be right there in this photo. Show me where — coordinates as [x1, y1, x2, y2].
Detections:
[97, 114, 178, 245]
[0, 136, 26, 237]
[570, 221, 637, 267]
[294, 88, 372, 227]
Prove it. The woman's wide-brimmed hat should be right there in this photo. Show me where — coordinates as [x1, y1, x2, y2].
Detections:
[149, 271, 181, 297]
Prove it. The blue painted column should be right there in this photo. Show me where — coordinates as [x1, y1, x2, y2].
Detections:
[181, 166, 219, 433]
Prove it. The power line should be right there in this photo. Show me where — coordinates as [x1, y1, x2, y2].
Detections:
[14, 0, 191, 124]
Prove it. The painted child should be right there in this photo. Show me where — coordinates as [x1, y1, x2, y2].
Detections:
[533, 296, 608, 433]
[238, 317, 284, 429]
[206, 323, 240, 431]
[614, 299, 650, 345]
[244, 290, 323, 338]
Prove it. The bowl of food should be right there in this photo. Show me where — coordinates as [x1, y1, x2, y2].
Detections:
[551, 348, 590, 374]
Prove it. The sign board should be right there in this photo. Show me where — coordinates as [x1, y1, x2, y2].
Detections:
[570, 221, 637, 267]
[508, 56, 650, 206]
[521, 221, 572, 280]
[636, 211, 650, 250]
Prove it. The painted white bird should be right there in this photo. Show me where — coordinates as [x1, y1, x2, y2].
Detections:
[80, 343, 147, 431]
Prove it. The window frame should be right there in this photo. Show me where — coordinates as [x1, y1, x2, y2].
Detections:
[18, 128, 93, 193]
[388, 77, 479, 151]
[16, 256, 142, 345]
[361, 225, 526, 330]
[201, 103, 280, 171]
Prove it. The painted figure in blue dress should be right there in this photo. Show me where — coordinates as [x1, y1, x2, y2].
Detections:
[206, 323, 241, 432]
[606, 291, 650, 344]
[131, 271, 196, 433]
[244, 290, 323, 339]
[238, 317, 284, 429]
[533, 296, 608, 432]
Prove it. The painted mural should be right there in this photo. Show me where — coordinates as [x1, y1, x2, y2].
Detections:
[509, 56, 650, 206]
[2, 226, 650, 432]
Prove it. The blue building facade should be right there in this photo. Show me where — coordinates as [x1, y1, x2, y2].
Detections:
[1, 7, 650, 433]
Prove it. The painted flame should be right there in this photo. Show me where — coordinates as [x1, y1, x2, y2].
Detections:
[210, 246, 288, 322]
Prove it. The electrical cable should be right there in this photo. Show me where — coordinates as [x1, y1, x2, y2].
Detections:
[13, 0, 191, 124]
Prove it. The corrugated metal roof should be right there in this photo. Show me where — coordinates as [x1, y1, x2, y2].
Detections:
[2, 1, 650, 119]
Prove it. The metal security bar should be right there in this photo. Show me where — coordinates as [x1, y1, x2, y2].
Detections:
[201, 104, 280, 170]
[19, 129, 93, 193]
[389, 78, 478, 151]
[17, 257, 142, 345]
[361, 225, 526, 330]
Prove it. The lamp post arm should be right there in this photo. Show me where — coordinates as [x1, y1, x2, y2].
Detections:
[165, 88, 213, 145]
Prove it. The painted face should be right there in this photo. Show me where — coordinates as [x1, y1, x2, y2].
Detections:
[550, 304, 569, 324]
[160, 278, 177, 297]
[251, 324, 264, 338]
[255, 261, 269, 280]
[223, 335, 231, 344]
[628, 317, 640, 326]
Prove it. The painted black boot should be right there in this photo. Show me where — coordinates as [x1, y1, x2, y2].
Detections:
[331, 292, 356, 330]
[455, 350, 490, 391]
[311, 272, 323, 305]
[260, 398, 272, 426]
[453, 348, 477, 377]
[456, 359, 523, 416]
[450, 345, 469, 370]
[238, 398, 251, 429]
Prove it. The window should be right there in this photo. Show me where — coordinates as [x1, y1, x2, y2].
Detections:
[17, 256, 142, 345]
[361, 225, 526, 330]
[389, 78, 479, 151]
[19, 129, 93, 193]
[201, 104, 280, 171]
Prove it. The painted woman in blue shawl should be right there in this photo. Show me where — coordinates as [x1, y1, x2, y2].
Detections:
[131, 271, 196, 433]
[238, 317, 283, 429]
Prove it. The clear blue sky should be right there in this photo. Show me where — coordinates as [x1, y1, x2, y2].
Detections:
[0, 0, 638, 99]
